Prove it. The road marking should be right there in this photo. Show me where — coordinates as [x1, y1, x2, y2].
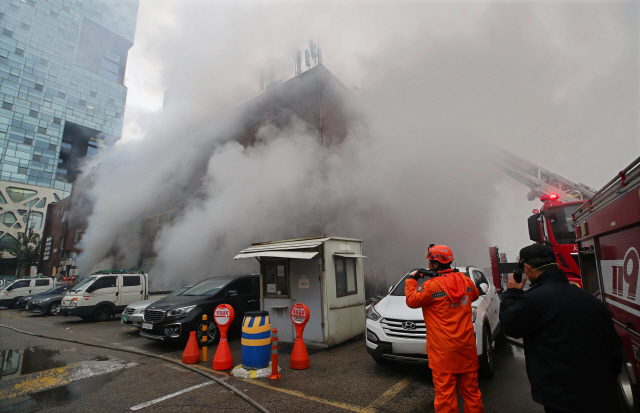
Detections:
[242, 379, 376, 413]
[366, 377, 411, 409]
[0, 359, 131, 401]
[129, 381, 215, 411]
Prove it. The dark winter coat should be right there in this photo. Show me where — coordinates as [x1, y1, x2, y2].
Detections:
[499, 267, 623, 413]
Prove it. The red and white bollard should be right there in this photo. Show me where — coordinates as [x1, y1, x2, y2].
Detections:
[269, 328, 281, 380]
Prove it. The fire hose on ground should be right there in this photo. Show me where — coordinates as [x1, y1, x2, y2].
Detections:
[0, 323, 271, 413]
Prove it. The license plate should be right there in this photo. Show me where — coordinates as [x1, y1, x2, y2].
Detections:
[142, 323, 153, 330]
[122, 314, 128, 322]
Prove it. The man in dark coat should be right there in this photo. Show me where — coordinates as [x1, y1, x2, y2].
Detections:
[499, 244, 623, 413]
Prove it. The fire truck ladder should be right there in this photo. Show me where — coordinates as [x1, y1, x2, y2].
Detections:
[497, 149, 597, 202]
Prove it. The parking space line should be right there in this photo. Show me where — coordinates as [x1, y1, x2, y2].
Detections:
[129, 381, 215, 411]
[366, 377, 411, 410]
[242, 379, 376, 413]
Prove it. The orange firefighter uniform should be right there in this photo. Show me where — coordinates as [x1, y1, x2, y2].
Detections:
[406, 269, 484, 413]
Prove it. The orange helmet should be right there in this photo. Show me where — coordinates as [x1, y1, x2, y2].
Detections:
[425, 244, 454, 264]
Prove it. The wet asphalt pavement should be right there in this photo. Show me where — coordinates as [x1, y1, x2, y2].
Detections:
[0, 309, 545, 413]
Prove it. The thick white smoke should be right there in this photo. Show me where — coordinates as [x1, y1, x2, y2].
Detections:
[76, 1, 637, 289]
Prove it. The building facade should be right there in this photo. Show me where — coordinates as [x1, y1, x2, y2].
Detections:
[0, 0, 138, 273]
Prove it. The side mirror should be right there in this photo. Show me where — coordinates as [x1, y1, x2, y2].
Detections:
[227, 290, 238, 297]
[479, 283, 489, 294]
[388, 286, 393, 294]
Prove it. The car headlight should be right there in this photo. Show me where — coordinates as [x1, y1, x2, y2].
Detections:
[70, 298, 77, 307]
[134, 308, 145, 314]
[168, 305, 196, 317]
[472, 307, 477, 323]
[35, 297, 53, 304]
[366, 305, 381, 322]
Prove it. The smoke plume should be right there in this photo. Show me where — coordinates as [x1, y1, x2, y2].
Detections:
[75, 1, 638, 289]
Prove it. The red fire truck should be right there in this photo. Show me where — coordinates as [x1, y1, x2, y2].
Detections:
[573, 156, 640, 411]
[489, 149, 595, 292]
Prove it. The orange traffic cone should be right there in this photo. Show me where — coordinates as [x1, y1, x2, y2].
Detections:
[212, 336, 233, 370]
[182, 331, 201, 364]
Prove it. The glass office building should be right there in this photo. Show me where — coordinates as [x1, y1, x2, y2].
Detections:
[0, 0, 138, 253]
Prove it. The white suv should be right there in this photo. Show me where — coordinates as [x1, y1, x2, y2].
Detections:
[365, 266, 501, 378]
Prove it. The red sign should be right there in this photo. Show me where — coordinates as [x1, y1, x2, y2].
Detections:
[290, 303, 310, 325]
[214, 304, 234, 328]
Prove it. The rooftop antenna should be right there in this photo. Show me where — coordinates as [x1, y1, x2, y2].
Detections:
[309, 39, 318, 65]
[304, 49, 311, 69]
[295, 50, 302, 76]
[317, 40, 323, 66]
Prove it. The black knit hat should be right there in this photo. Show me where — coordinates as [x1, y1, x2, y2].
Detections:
[519, 244, 556, 264]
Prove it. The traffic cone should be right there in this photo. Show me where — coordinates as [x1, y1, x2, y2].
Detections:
[290, 331, 309, 369]
[182, 331, 201, 364]
[212, 335, 233, 370]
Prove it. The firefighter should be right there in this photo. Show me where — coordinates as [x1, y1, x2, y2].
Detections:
[405, 245, 484, 413]
[499, 244, 623, 413]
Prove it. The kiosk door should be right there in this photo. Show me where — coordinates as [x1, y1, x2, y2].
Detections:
[263, 259, 293, 343]
[290, 259, 323, 344]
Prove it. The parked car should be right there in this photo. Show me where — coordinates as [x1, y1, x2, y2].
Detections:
[365, 266, 501, 378]
[0, 277, 54, 309]
[60, 270, 149, 322]
[17, 284, 75, 311]
[122, 285, 192, 328]
[140, 274, 259, 346]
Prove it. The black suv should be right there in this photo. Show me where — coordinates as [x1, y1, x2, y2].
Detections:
[139, 274, 259, 346]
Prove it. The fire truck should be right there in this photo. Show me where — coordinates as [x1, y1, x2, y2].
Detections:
[573, 156, 640, 412]
[489, 150, 596, 292]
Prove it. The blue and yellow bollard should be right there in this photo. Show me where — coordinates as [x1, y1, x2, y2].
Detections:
[241, 311, 271, 369]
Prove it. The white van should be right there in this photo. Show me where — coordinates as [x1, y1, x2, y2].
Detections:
[0, 277, 54, 309]
[59, 270, 149, 322]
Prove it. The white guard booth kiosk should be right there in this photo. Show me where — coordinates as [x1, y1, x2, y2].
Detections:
[234, 236, 366, 348]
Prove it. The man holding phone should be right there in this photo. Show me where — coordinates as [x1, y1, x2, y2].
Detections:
[499, 244, 623, 413]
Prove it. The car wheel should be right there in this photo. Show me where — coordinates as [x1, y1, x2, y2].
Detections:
[92, 305, 113, 322]
[8, 298, 22, 309]
[47, 302, 61, 316]
[196, 319, 219, 347]
[479, 325, 494, 379]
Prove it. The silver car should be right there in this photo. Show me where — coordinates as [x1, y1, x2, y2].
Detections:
[121, 286, 191, 327]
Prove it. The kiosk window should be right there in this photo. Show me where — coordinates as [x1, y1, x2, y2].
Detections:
[263, 259, 289, 297]
[336, 256, 357, 297]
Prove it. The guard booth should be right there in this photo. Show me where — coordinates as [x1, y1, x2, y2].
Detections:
[234, 236, 366, 348]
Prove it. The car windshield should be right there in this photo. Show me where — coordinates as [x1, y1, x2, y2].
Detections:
[390, 269, 469, 296]
[42, 286, 65, 294]
[182, 279, 230, 296]
[167, 286, 190, 297]
[547, 203, 581, 245]
[71, 277, 96, 292]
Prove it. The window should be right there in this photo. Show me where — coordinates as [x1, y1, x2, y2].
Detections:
[35, 198, 46, 208]
[58, 92, 66, 99]
[335, 256, 357, 297]
[53, 117, 61, 125]
[88, 276, 117, 291]
[227, 278, 253, 295]
[2, 102, 12, 110]
[35, 84, 43, 92]
[73, 230, 80, 243]
[0, 192, 5, 204]
[15, 48, 23, 57]
[23, 211, 43, 230]
[1, 212, 17, 228]
[23, 198, 39, 207]
[263, 259, 289, 297]
[122, 276, 140, 287]
[8, 280, 29, 290]
[35, 279, 49, 286]
[29, 110, 38, 118]
[37, 126, 46, 134]
[6, 187, 37, 203]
